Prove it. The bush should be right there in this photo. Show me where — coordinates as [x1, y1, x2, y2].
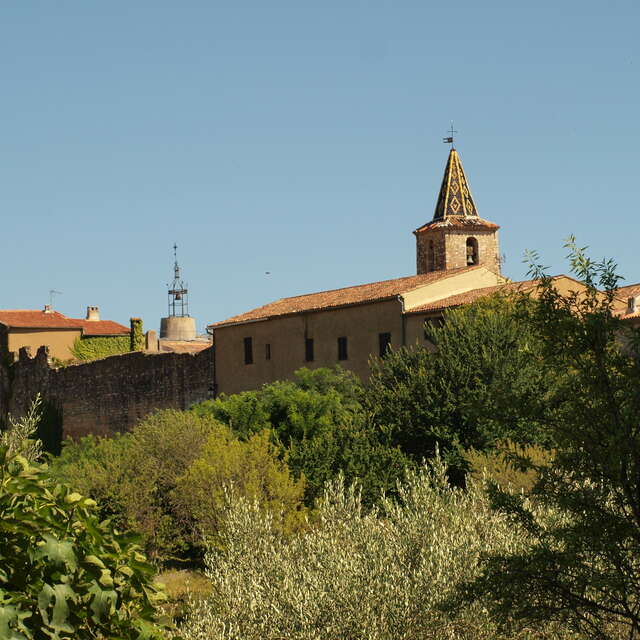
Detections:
[50, 410, 219, 563]
[179, 459, 572, 640]
[0, 447, 170, 639]
[173, 426, 307, 544]
[193, 366, 412, 506]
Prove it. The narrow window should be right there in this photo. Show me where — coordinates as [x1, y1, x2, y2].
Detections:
[265, 343, 271, 360]
[466, 237, 479, 265]
[379, 332, 391, 357]
[243, 337, 253, 365]
[305, 338, 314, 362]
[337, 336, 348, 361]
[428, 240, 436, 271]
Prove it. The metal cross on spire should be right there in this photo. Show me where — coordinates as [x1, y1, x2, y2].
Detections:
[442, 122, 457, 148]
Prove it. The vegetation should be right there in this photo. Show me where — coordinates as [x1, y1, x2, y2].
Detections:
[193, 366, 413, 507]
[0, 400, 170, 639]
[452, 239, 640, 638]
[362, 293, 552, 483]
[71, 335, 130, 361]
[180, 458, 572, 640]
[130, 317, 144, 351]
[40, 239, 640, 639]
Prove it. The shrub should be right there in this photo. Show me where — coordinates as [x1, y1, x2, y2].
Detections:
[50, 410, 219, 563]
[173, 426, 307, 544]
[193, 366, 411, 506]
[0, 447, 170, 639]
[179, 459, 572, 640]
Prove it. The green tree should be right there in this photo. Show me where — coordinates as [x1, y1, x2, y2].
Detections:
[173, 426, 306, 544]
[452, 239, 640, 638]
[362, 293, 551, 480]
[193, 366, 412, 506]
[0, 448, 170, 638]
[50, 410, 218, 564]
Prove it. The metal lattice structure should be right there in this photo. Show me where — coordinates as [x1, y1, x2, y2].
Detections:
[167, 243, 189, 317]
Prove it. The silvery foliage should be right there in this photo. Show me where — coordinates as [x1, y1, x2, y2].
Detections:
[1, 393, 43, 462]
[181, 459, 572, 640]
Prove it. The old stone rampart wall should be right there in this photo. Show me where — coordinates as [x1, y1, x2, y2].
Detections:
[1, 346, 214, 441]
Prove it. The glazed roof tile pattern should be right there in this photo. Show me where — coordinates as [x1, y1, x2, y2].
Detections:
[433, 149, 478, 220]
[0, 310, 129, 335]
[210, 267, 482, 328]
[406, 279, 541, 314]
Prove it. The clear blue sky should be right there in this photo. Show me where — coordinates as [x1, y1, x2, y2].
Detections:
[2, 1, 638, 332]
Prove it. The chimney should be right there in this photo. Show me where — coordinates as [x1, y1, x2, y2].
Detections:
[628, 297, 638, 315]
[86, 306, 100, 321]
[43, 304, 52, 314]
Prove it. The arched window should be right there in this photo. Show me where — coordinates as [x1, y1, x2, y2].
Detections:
[428, 240, 436, 271]
[466, 237, 479, 265]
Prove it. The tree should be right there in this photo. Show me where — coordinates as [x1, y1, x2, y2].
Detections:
[0, 410, 169, 639]
[50, 409, 219, 563]
[453, 239, 640, 638]
[193, 366, 412, 506]
[172, 426, 307, 544]
[362, 293, 552, 481]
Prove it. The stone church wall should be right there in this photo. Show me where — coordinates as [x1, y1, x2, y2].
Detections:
[0, 345, 214, 443]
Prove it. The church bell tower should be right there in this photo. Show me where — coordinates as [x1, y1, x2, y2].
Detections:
[414, 146, 500, 274]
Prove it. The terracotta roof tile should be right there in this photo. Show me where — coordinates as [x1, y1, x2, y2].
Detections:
[414, 215, 499, 234]
[0, 310, 82, 329]
[77, 320, 130, 336]
[211, 267, 482, 328]
[405, 279, 540, 314]
[0, 310, 129, 335]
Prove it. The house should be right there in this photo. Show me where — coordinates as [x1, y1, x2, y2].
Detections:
[209, 146, 521, 395]
[0, 306, 129, 362]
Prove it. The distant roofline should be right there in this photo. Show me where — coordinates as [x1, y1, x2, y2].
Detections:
[209, 266, 485, 330]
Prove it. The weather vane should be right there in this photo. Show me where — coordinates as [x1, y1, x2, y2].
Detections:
[442, 122, 457, 148]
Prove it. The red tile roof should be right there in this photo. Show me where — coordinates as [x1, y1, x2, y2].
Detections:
[405, 279, 541, 314]
[77, 320, 130, 336]
[0, 310, 129, 335]
[414, 215, 499, 234]
[210, 266, 483, 328]
[0, 310, 83, 329]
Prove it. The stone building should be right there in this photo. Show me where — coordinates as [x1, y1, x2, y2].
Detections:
[0, 306, 129, 362]
[209, 147, 511, 395]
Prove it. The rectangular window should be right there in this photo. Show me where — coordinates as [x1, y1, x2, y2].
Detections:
[305, 338, 314, 362]
[265, 343, 271, 360]
[379, 332, 391, 357]
[337, 336, 348, 361]
[243, 337, 253, 365]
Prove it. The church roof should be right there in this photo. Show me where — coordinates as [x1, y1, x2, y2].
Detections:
[210, 266, 484, 328]
[414, 148, 499, 234]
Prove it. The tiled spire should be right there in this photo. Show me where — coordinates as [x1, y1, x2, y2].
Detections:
[433, 149, 478, 220]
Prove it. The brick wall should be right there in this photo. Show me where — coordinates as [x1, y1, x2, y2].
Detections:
[0, 345, 214, 441]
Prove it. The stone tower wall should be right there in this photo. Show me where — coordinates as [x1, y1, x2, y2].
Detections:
[416, 228, 500, 274]
[444, 230, 500, 272]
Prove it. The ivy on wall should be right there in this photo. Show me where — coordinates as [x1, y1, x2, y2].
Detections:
[130, 318, 144, 351]
[71, 336, 130, 361]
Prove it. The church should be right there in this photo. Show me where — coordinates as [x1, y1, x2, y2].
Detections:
[208, 147, 604, 396]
